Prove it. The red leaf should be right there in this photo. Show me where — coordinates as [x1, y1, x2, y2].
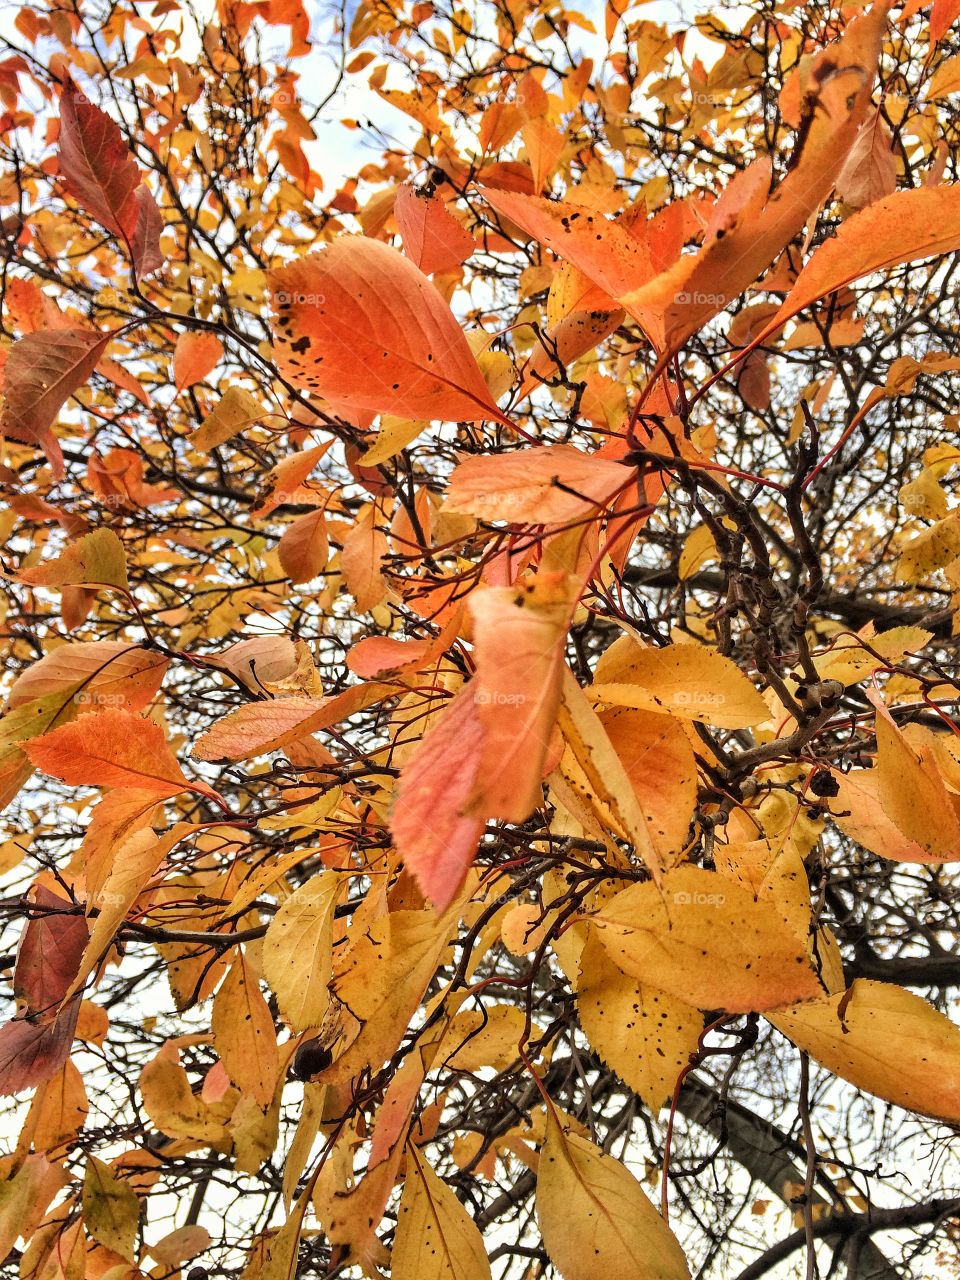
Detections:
[130, 186, 164, 279]
[0, 997, 80, 1096]
[58, 83, 161, 278]
[14, 888, 89, 1013]
[0, 327, 110, 480]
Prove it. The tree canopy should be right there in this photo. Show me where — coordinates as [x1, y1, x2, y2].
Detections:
[2, 0, 960, 1277]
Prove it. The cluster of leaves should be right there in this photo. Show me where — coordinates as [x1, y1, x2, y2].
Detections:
[3, 0, 960, 1277]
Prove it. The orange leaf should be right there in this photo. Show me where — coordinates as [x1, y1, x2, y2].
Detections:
[445, 444, 634, 525]
[765, 185, 960, 339]
[26, 708, 222, 804]
[391, 686, 486, 912]
[478, 187, 658, 302]
[7, 640, 167, 713]
[278, 509, 330, 583]
[621, 1, 886, 355]
[467, 571, 576, 822]
[192, 682, 391, 761]
[173, 331, 224, 391]
[269, 237, 505, 422]
[394, 184, 475, 275]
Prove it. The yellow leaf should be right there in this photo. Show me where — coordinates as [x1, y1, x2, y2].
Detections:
[82, 1157, 139, 1262]
[192, 386, 270, 451]
[17, 528, 128, 592]
[557, 670, 665, 879]
[872, 694, 960, 858]
[212, 953, 280, 1107]
[360, 416, 426, 465]
[326, 907, 458, 1083]
[393, 1145, 492, 1280]
[139, 1043, 229, 1147]
[769, 980, 960, 1123]
[536, 1108, 689, 1280]
[593, 865, 821, 1013]
[576, 931, 702, 1112]
[593, 638, 769, 728]
[437, 1004, 529, 1073]
[262, 871, 339, 1032]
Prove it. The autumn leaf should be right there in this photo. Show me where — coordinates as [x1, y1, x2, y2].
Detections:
[0, 328, 110, 479]
[769, 980, 960, 1123]
[836, 108, 898, 210]
[17, 528, 129, 592]
[870, 691, 960, 858]
[391, 685, 487, 911]
[765, 185, 960, 340]
[65, 823, 199, 1004]
[325, 906, 459, 1084]
[556, 670, 668, 879]
[592, 637, 770, 729]
[191, 386, 271, 451]
[278, 508, 329, 582]
[536, 1108, 690, 1280]
[7, 640, 168, 712]
[26, 707, 222, 804]
[394, 183, 475, 275]
[139, 1042, 229, 1147]
[13, 887, 89, 1012]
[467, 572, 576, 822]
[593, 865, 821, 1012]
[444, 444, 634, 525]
[82, 1157, 139, 1262]
[192, 682, 390, 761]
[830, 768, 935, 863]
[576, 931, 702, 1112]
[212, 952, 280, 1107]
[269, 237, 506, 422]
[0, 998, 81, 1096]
[262, 871, 340, 1031]
[619, 3, 886, 356]
[173, 331, 224, 390]
[393, 1145, 492, 1280]
[58, 82, 161, 276]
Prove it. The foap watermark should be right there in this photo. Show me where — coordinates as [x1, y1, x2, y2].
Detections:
[675, 290, 725, 307]
[274, 290, 325, 307]
[673, 890, 726, 907]
[74, 690, 127, 708]
[474, 688, 527, 706]
[673, 690, 726, 708]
